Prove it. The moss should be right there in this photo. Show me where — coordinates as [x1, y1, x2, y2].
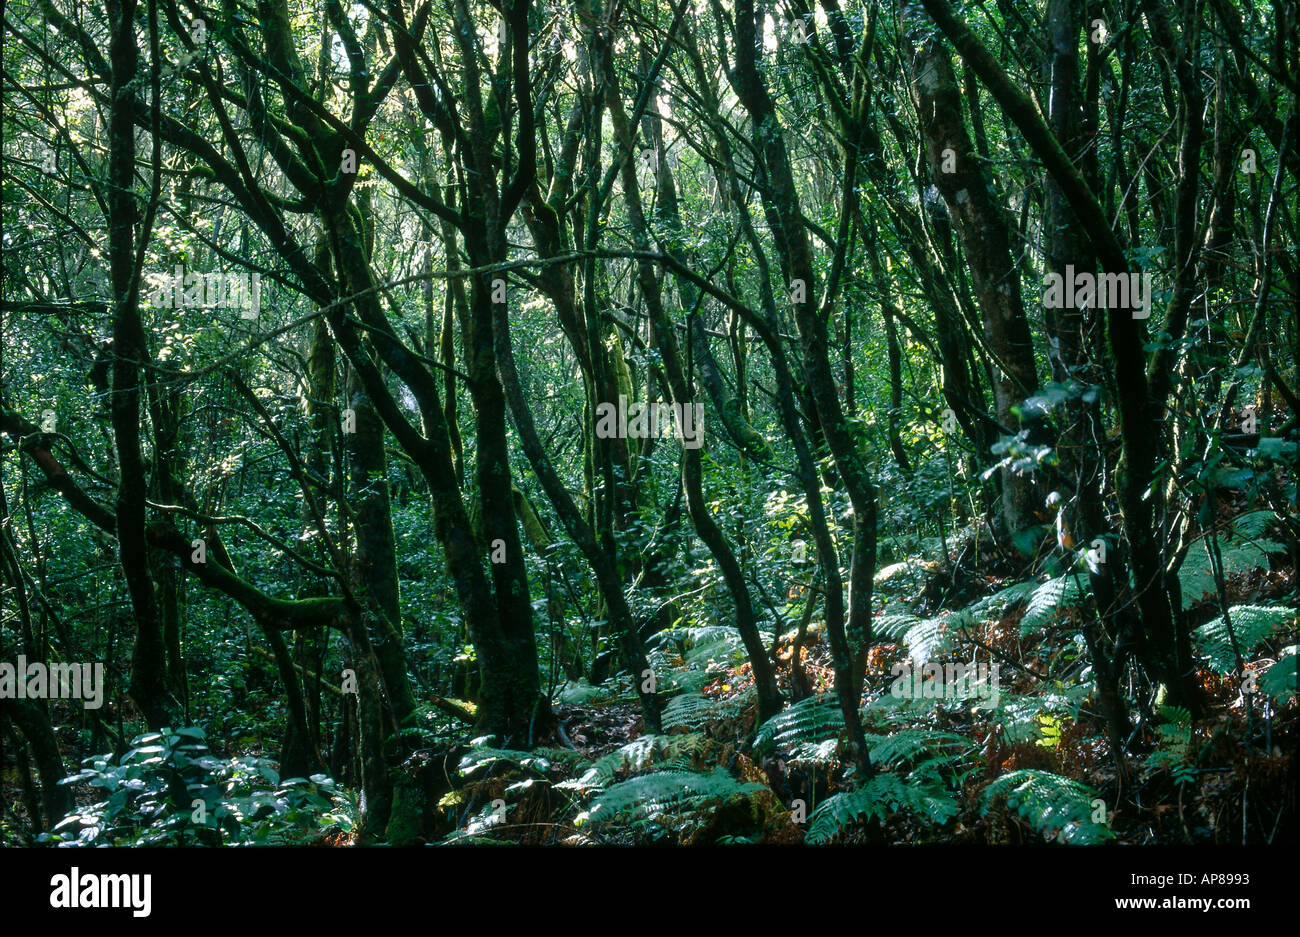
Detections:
[384, 773, 423, 846]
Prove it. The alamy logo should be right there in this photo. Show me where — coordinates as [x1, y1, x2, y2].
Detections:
[1042, 265, 1154, 319]
[0, 656, 104, 709]
[145, 267, 261, 318]
[594, 395, 705, 450]
[49, 868, 151, 917]
[889, 660, 1001, 710]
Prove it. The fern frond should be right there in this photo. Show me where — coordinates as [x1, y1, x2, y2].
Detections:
[753, 693, 844, 755]
[1020, 576, 1088, 635]
[805, 774, 958, 843]
[789, 739, 841, 766]
[556, 733, 711, 793]
[875, 612, 919, 643]
[865, 730, 976, 770]
[1158, 704, 1192, 726]
[458, 744, 555, 778]
[1260, 650, 1297, 703]
[967, 581, 1038, 622]
[874, 612, 968, 663]
[903, 613, 969, 663]
[1178, 516, 1286, 609]
[661, 693, 717, 731]
[583, 769, 764, 823]
[680, 625, 748, 665]
[659, 667, 717, 694]
[557, 679, 611, 705]
[984, 690, 1086, 744]
[1195, 605, 1295, 673]
[981, 769, 1111, 844]
[713, 686, 758, 720]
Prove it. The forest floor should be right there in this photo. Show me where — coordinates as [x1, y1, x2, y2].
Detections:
[427, 520, 1296, 846]
[6, 513, 1295, 847]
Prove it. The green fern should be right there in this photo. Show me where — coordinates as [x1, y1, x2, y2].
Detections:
[710, 686, 759, 724]
[872, 611, 968, 662]
[1195, 605, 1295, 673]
[907, 612, 970, 662]
[557, 733, 711, 793]
[1259, 650, 1297, 703]
[661, 693, 717, 731]
[980, 687, 1090, 744]
[967, 580, 1039, 621]
[1020, 575, 1088, 635]
[865, 730, 976, 771]
[805, 774, 958, 843]
[680, 625, 750, 665]
[875, 612, 920, 643]
[653, 626, 772, 693]
[458, 744, 556, 778]
[753, 693, 844, 757]
[874, 558, 930, 595]
[981, 769, 1112, 844]
[657, 686, 757, 728]
[557, 679, 612, 705]
[1145, 705, 1197, 785]
[989, 695, 1045, 743]
[582, 769, 764, 824]
[1178, 513, 1286, 609]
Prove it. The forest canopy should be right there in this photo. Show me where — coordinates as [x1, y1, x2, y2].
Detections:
[0, 0, 1295, 848]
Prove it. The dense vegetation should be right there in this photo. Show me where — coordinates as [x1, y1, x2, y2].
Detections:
[0, 0, 1295, 848]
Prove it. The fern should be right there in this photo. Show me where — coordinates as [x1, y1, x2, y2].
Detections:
[753, 693, 844, 756]
[680, 625, 749, 665]
[1178, 513, 1286, 609]
[710, 686, 759, 724]
[653, 626, 772, 693]
[1259, 650, 1297, 703]
[1146, 705, 1196, 785]
[805, 774, 958, 843]
[557, 679, 612, 705]
[1020, 575, 1088, 635]
[865, 730, 976, 771]
[1195, 605, 1295, 673]
[981, 769, 1111, 844]
[988, 695, 1045, 743]
[872, 611, 968, 663]
[458, 744, 555, 778]
[661, 693, 717, 731]
[557, 733, 711, 793]
[967, 580, 1039, 621]
[981, 688, 1090, 744]
[906, 612, 970, 663]
[875, 612, 920, 643]
[874, 558, 930, 595]
[582, 769, 764, 823]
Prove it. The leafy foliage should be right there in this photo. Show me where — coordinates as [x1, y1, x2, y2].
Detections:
[1146, 706, 1197, 786]
[873, 610, 969, 662]
[581, 769, 765, 825]
[1259, 650, 1298, 704]
[557, 734, 713, 793]
[458, 741, 565, 779]
[981, 770, 1112, 844]
[1178, 513, 1287, 609]
[966, 580, 1039, 620]
[1019, 575, 1089, 635]
[660, 694, 720, 731]
[805, 774, 959, 844]
[0, 0, 1292, 854]
[42, 728, 353, 846]
[865, 730, 977, 773]
[1195, 605, 1295, 673]
[753, 694, 845, 758]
